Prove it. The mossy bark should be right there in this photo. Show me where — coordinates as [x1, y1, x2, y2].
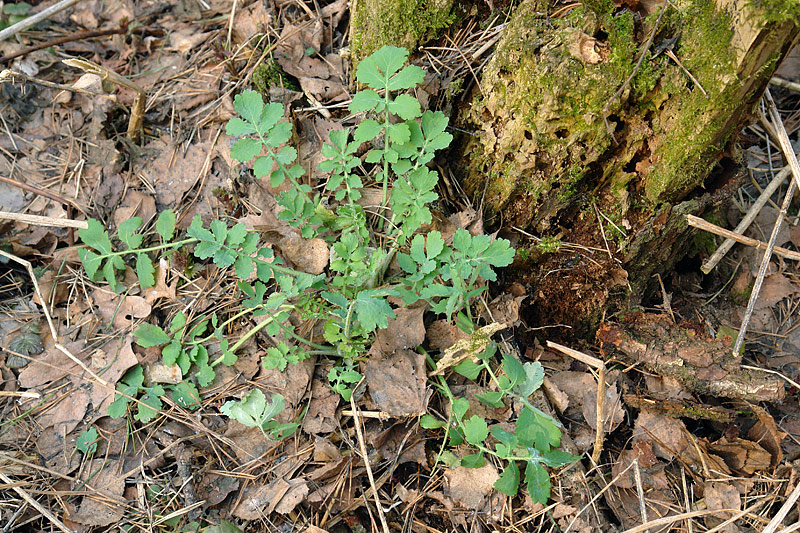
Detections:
[349, 0, 456, 65]
[456, 0, 800, 334]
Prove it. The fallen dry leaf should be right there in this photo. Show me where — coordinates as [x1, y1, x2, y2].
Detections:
[113, 189, 156, 229]
[302, 371, 340, 435]
[143, 258, 177, 304]
[36, 388, 90, 434]
[369, 306, 425, 357]
[704, 481, 741, 533]
[71, 458, 126, 526]
[233, 477, 309, 519]
[18, 340, 87, 389]
[426, 319, 470, 352]
[709, 436, 771, 475]
[277, 233, 329, 274]
[91, 289, 151, 330]
[139, 137, 213, 208]
[444, 462, 499, 510]
[755, 273, 798, 309]
[747, 404, 783, 467]
[364, 348, 427, 416]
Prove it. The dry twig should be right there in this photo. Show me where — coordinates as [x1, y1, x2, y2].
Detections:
[732, 90, 800, 356]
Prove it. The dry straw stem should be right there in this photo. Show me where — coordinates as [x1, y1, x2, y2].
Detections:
[564, 457, 640, 533]
[732, 90, 800, 357]
[62, 57, 144, 140]
[770, 76, 800, 93]
[0, 0, 83, 42]
[0, 248, 109, 387]
[762, 479, 800, 533]
[0, 471, 74, 533]
[622, 498, 766, 533]
[546, 341, 606, 463]
[0, 68, 117, 102]
[686, 215, 800, 262]
[349, 389, 391, 533]
[701, 162, 792, 273]
[0, 210, 88, 229]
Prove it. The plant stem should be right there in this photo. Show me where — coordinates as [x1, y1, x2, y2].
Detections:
[106, 238, 197, 257]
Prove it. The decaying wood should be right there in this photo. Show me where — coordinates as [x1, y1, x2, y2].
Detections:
[597, 313, 784, 402]
[455, 0, 800, 332]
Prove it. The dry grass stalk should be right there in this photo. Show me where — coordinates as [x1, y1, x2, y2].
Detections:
[0, 210, 88, 229]
[686, 214, 800, 261]
[762, 479, 800, 533]
[0, 471, 73, 533]
[0, 68, 116, 101]
[0, 248, 109, 386]
[63, 57, 145, 140]
[732, 90, 800, 356]
[0, 0, 83, 42]
[349, 389, 391, 533]
[546, 341, 608, 464]
[702, 163, 790, 273]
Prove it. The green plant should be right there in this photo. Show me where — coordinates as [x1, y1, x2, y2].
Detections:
[77, 45, 574, 502]
[0, 2, 30, 31]
[221, 388, 298, 439]
[423, 342, 580, 503]
[76, 427, 99, 455]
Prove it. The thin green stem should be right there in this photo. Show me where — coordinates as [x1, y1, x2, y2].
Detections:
[211, 305, 292, 366]
[106, 238, 197, 257]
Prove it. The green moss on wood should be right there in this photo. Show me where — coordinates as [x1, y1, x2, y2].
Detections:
[350, 0, 456, 65]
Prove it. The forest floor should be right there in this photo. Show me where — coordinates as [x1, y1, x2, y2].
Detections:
[1, 1, 800, 532]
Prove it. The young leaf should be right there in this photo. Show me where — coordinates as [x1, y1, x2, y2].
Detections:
[516, 406, 562, 452]
[387, 64, 425, 91]
[420, 414, 446, 429]
[156, 210, 176, 240]
[349, 89, 382, 113]
[76, 427, 99, 455]
[355, 45, 408, 89]
[454, 359, 482, 380]
[106, 395, 128, 418]
[353, 290, 395, 332]
[134, 324, 171, 347]
[169, 312, 187, 333]
[117, 217, 143, 249]
[540, 450, 580, 467]
[135, 390, 163, 422]
[196, 364, 215, 387]
[525, 462, 551, 504]
[462, 415, 488, 445]
[475, 391, 505, 408]
[494, 461, 521, 496]
[171, 381, 200, 410]
[79, 219, 114, 255]
[232, 90, 265, 125]
[501, 353, 527, 389]
[221, 389, 287, 434]
[388, 94, 421, 120]
[231, 138, 262, 162]
[451, 397, 469, 421]
[514, 361, 545, 398]
[79, 249, 103, 279]
[136, 253, 155, 288]
[461, 453, 485, 468]
[161, 340, 182, 366]
[226, 117, 256, 137]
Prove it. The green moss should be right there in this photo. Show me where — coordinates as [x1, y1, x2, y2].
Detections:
[748, 0, 800, 24]
[644, 0, 740, 202]
[253, 60, 299, 95]
[350, 0, 456, 64]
